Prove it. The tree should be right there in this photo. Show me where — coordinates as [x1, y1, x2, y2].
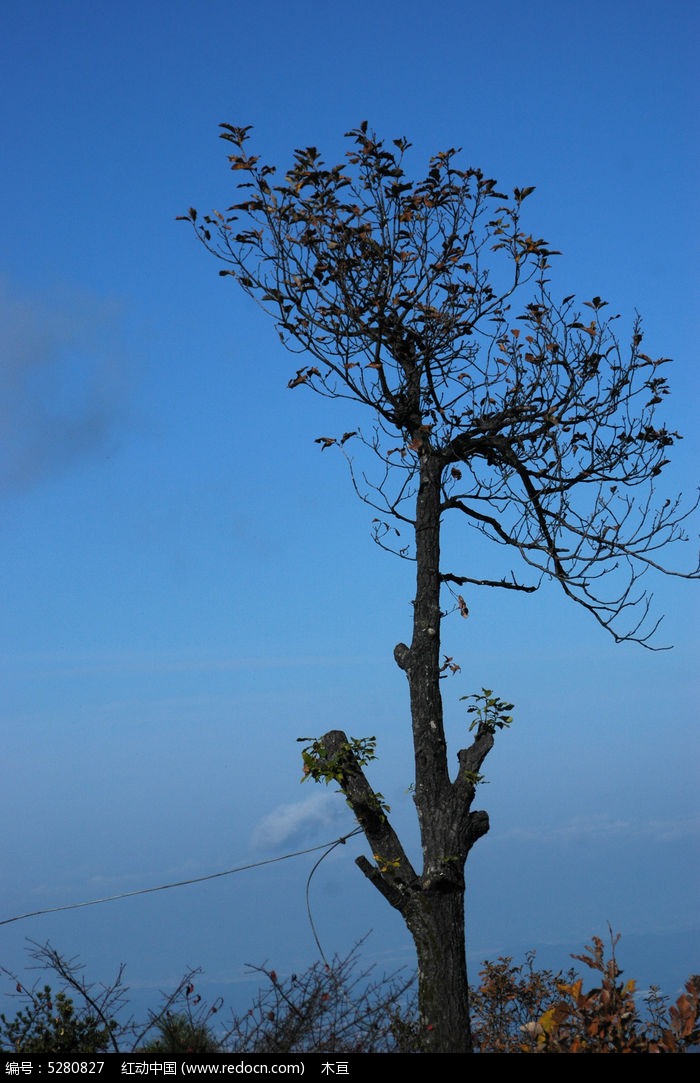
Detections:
[181, 123, 698, 1053]
[0, 986, 117, 1056]
[0, 941, 208, 1056]
[0, 943, 124, 1055]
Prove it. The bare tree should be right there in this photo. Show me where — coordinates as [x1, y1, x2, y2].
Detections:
[181, 123, 698, 1052]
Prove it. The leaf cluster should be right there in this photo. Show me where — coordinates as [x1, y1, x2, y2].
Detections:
[298, 734, 389, 815]
[298, 734, 378, 783]
[462, 687, 515, 735]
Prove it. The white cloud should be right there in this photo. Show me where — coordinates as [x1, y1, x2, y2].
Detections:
[251, 791, 352, 852]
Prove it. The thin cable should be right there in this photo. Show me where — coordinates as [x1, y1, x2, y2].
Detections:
[305, 829, 363, 968]
[0, 829, 364, 929]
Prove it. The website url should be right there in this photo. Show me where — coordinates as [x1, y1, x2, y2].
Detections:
[181, 1065, 303, 1075]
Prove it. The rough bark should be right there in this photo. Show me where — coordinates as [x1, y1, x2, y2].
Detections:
[316, 724, 490, 1052]
[315, 451, 493, 1052]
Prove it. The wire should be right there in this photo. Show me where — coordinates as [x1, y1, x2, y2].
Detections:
[305, 831, 362, 968]
[0, 829, 364, 929]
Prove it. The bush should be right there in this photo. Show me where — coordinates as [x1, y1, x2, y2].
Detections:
[0, 985, 118, 1055]
[223, 949, 416, 1053]
[519, 933, 700, 1053]
[470, 951, 578, 1052]
[2, 931, 698, 1054]
[136, 1011, 222, 1056]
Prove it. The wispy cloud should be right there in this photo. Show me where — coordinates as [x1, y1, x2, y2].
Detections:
[496, 813, 700, 846]
[251, 792, 352, 852]
[0, 278, 129, 491]
[2, 647, 372, 679]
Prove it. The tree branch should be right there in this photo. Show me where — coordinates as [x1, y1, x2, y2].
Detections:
[312, 730, 418, 907]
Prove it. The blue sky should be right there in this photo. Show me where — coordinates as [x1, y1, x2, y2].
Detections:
[1, 0, 698, 1018]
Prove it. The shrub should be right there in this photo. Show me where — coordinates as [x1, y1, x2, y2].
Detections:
[2, 931, 698, 1054]
[0, 985, 117, 1055]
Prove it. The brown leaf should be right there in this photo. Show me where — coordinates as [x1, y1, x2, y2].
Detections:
[288, 369, 309, 388]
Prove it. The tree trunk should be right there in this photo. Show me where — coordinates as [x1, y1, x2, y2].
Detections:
[397, 449, 474, 1051]
[313, 450, 492, 1052]
[392, 450, 491, 1050]
[404, 886, 472, 1053]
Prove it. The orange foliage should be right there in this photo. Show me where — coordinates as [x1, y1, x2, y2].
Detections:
[473, 930, 700, 1054]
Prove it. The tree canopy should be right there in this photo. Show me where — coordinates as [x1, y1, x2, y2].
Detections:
[182, 122, 697, 646]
